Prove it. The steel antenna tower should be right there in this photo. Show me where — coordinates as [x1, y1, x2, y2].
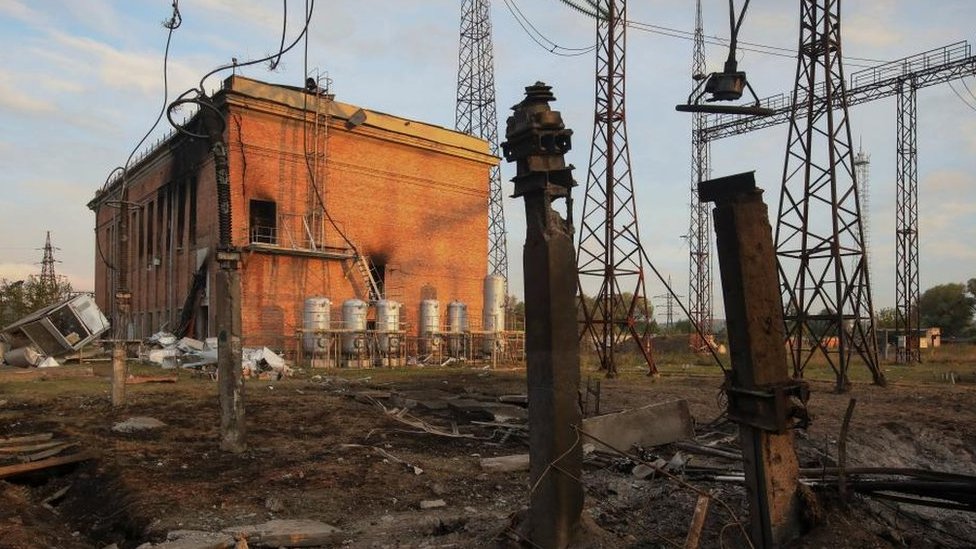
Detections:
[455, 0, 508, 285]
[895, 78, 920, 363]
[39, 231, 59, 291]
[852, 143, 871, 283]
[776, 0, 884, 392]
[687, 0, 713, 352]
[577, 0, 657, 376]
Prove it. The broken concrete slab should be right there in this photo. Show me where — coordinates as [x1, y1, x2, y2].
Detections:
[177, 337, 205, 352]
[112, 417, 167, 433]
[581, 399, 694, 454]
[447, 399, 528, 423]
[223, 519, 341, 547]
[420, 499, 447, 509]
[480, 454, 530, 473]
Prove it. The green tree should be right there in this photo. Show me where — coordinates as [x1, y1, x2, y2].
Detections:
[918, 283, 975, 337]
[578, 291, 656, 335]
[875, 307, 897, 330]
[0, 275, 74, 328]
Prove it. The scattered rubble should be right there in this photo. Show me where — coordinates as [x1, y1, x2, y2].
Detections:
[139, 331, 291, 380]
[112, 417, 167, 434]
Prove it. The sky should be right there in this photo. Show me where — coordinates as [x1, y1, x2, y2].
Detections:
[0, 0, 974, 323]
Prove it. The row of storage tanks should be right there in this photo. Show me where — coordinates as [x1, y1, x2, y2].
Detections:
[303, 274, 507, 356]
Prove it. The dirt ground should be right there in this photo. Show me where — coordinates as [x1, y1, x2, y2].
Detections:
[1, 353, 975, 549]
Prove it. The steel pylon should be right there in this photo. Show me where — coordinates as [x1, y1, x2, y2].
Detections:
[455, 0, 508, 284]
[687, 0, 713, 352]
[775, 0, 884, 391]
[577, 0, 656, 376]
[895, 79, 920, 363]
[39, 230, 59, 291]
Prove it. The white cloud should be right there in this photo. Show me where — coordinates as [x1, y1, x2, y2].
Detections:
[0, 0, 46, 27]
[0, 78, 54, 114]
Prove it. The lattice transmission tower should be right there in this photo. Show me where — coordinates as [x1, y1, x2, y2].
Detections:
[775, 0, 884, 392]
[852, 143, 872, 289]
[687, 0, 713, 352]
[577, 0, 656, 376]
[895, 79, 920, 363]
[39, 231, 60, 291]
[456, 0, 508, 284]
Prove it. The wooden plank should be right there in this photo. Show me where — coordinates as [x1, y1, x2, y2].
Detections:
[0, 440, 69, 454]
[126, 375, 178, 384]
[684, 494, 711, 549]
[25, 443, 79, 463]
[0, 451, 95, 480]
[0, 433, 54, 446]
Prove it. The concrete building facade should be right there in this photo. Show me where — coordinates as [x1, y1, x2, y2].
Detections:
[89, 76, 496, 350]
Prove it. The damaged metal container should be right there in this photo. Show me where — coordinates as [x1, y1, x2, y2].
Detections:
[1, 294, 110, 357]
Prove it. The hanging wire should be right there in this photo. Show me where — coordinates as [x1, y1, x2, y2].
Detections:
[948, 81, 976, 113]
[95, 1, 181, 270]
[550, 0, 887, 68]
[167, 0, 316, 139]
[268, 0, 288, 70]
[503, 0, 596, 57]
[299, 0, 359, 255]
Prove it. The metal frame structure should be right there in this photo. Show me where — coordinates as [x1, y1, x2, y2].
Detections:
[686, 0, 713, 351]
[895, 79, 920, 363]
[702, 41, 976, 369]
[38, 231, 59, 291]
[456, 0, 509, 285]
[576, 0, 656, 376]
[775, 0, 882, 392]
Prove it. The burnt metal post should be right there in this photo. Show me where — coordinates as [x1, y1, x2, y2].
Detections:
[503, 82, 583, 548]
[700, 172, 805, 547]
[201, 101, 246, 454]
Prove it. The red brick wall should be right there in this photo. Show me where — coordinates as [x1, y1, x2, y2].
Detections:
[92, 79, 493, 349]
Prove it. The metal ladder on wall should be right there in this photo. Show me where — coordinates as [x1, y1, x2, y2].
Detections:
[353, 253, 382, 303]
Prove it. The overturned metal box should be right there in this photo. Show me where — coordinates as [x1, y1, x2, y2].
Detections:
[2, 295, 110, 357]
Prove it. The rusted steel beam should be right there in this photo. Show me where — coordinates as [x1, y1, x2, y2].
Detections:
[503, 82, 583, 548]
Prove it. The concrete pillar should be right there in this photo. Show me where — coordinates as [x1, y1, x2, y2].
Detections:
[504, 82, 583, 548]
[699, 172, 804, 547]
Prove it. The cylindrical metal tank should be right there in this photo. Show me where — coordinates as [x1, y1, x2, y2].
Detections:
[420, 299, 440, 336]
[447, 300, 468, 357]
[419, 299, 440, 353]
[483, 274, 506, 354]
[447, 300, 468, 333]
[302, 297, 331, 353]
[482, 274, 506, 332]
[375, 299, 401, 353]
[341, 298, 368, 355]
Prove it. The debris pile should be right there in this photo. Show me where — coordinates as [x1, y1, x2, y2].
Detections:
[140, 331, 291, 379]
[0, 432, 95, 481]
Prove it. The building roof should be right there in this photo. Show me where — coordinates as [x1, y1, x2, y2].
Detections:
[89, 75, 497, 209]
[224, 76, 494, 159]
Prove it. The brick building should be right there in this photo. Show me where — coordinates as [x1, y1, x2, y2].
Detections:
[89, 76, 496, 350]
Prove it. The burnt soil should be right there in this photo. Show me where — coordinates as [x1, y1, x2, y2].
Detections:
[1, 363, 975, 548]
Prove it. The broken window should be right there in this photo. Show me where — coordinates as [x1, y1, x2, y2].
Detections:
[249, 199, 277, 244]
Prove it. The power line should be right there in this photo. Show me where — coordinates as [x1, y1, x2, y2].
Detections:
[502, 0, 596, 57]
[548, 0, 887, 68]
[959, 76, 976, 105]
[948, 81, 976, 113]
